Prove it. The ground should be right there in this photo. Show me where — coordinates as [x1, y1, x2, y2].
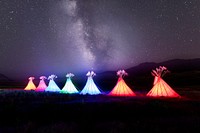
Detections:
[0, 89, 200, 133]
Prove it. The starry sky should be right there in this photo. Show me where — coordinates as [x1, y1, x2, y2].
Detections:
[0, 0, 200, 79]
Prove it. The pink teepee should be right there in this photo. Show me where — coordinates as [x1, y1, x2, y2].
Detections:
[146, 66, 180, 98]
[108, 70, 136, 96]
[35, 76, 47, 91]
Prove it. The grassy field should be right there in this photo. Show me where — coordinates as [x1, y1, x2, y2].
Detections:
[0, 89, 200, 133]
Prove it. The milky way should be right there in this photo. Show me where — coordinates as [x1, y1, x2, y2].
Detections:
[0, 0, 200, 79]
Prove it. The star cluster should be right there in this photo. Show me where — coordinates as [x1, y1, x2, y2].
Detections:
[0, 0, 200, 79]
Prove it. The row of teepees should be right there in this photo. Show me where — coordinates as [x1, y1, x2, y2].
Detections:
[24, 66, 181, 98]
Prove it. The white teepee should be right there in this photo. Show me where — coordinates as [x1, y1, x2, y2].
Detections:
[35, 76, 47, 91]
[80, 71, 101, 95]
[61, 73, 79, 94]
[45, 74, 60, 92]
[108, 70, 136, 96]
[24, 77, 37, 90]
[146, 66, 180, 98]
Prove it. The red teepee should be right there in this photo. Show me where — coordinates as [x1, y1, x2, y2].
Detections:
[146, 66, 180, 98]
[108, 70, 136, 96]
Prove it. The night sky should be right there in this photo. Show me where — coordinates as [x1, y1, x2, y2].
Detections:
[0, 0, 200, 79]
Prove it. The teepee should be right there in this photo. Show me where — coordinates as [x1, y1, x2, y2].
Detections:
[146, 66, 180, 97]
[35, 76, 47, 91]
[80, 71, 101, 95]
[108, 70, 136, 96]
[24, 77, 37, 90]
[45, 74, 60, 92]
[60, 73, 79, 94]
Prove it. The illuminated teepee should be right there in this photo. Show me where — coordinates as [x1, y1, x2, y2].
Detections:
[80, 71, 101, 95]
[45, 74, 60, 92]
[24, 77, 37, 90]
[108, 70, 136, 96]
[146, 66, 180, 97]
[60, 73, 79, 94]
[35, 76, 47, 91]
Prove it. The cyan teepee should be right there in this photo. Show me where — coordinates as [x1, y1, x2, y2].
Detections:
[45, 74, 60, 92]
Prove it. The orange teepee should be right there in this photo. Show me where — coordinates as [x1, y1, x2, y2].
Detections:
[108, 70, 136, 96]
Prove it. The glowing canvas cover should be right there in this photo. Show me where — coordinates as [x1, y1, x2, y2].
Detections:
[61, 73, 79, 94]
[146, 66, 180, 97]
[24, 77, 37, 90]
[35, 76, 47, 91]
[45, 74, 60, 92]
[80, 71, 101, 95]
[108, 70, 136, 96]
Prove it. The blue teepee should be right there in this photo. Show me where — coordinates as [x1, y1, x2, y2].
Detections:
[80, 71, 101, 95]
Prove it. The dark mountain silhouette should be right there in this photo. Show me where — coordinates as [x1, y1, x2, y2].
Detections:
[95, 58, 200, 79]
[126, 58, 200, 89]
[126, 58, 200, 75]
[0, 73, 12, 81]
[0, 73, 24, 88]
[97, 58, 200, 91]
[0, 58, 200, 89]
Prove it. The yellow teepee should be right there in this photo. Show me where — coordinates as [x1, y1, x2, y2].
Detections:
[24, 77, 36, 90]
